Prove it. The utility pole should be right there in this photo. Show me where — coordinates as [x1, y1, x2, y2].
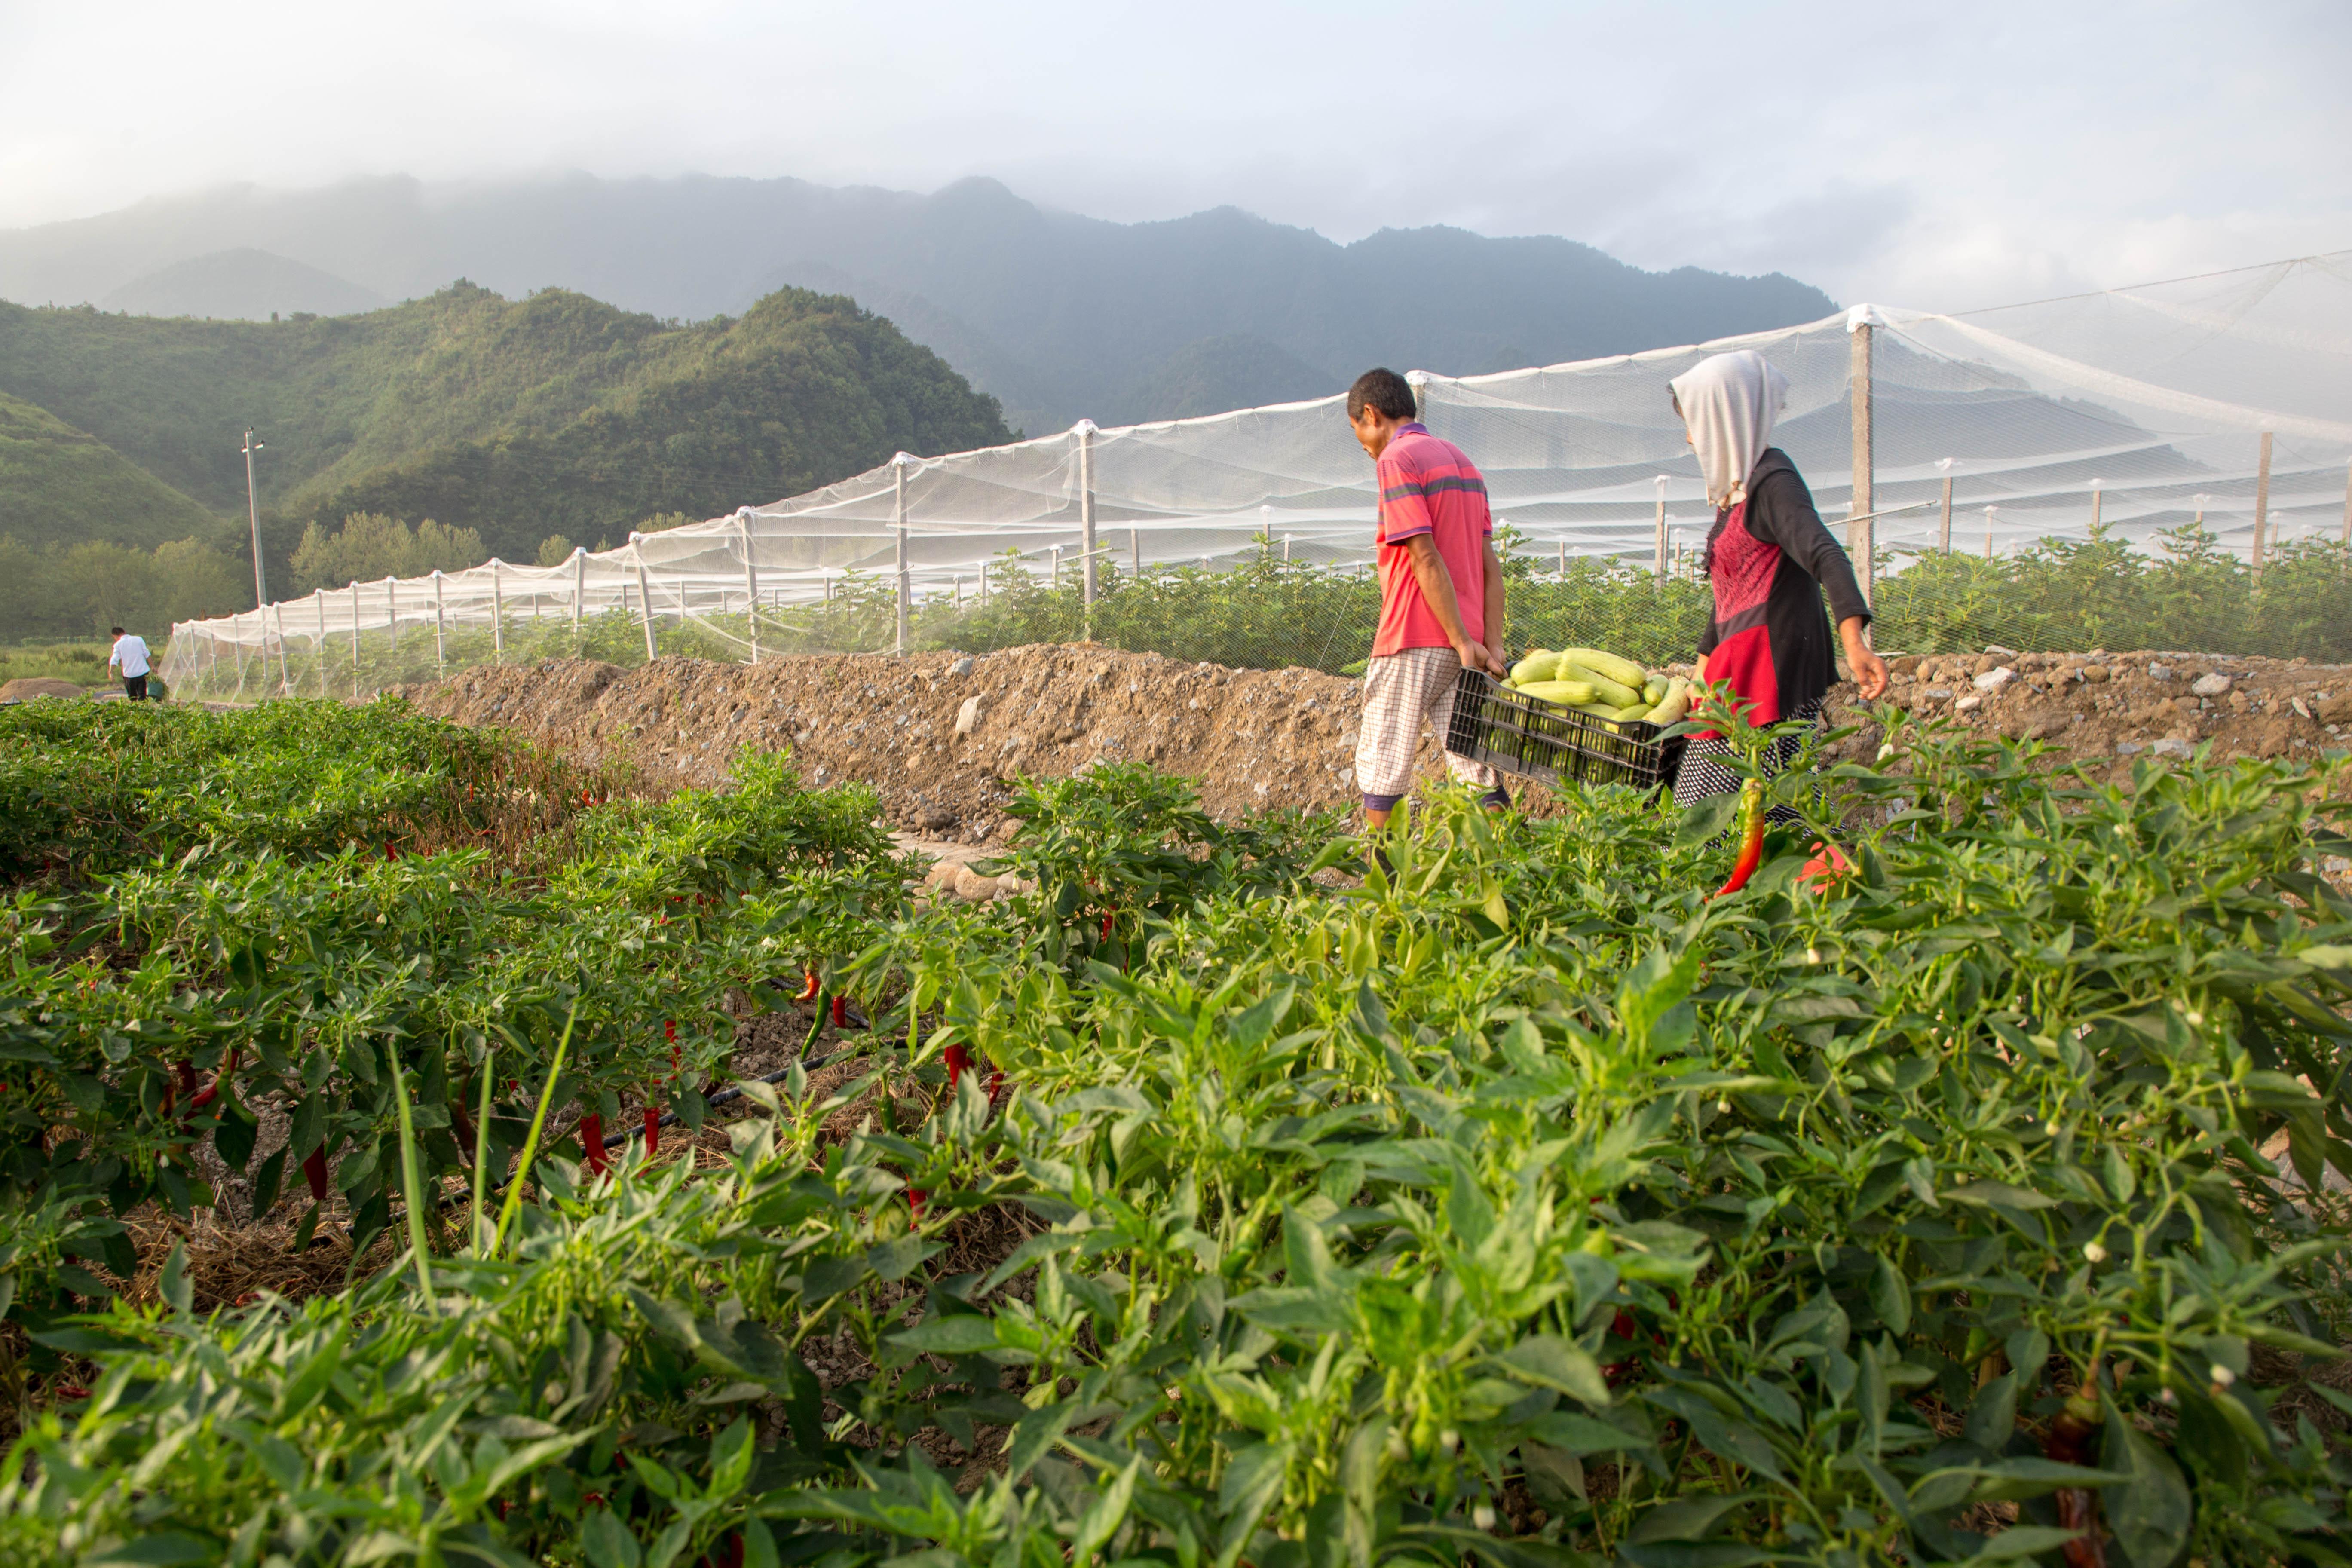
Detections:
[241, 430, 268, 609]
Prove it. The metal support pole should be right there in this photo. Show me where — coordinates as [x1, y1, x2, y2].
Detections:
[2342, 459, 2351, 545]
[977, 562, 986, 605]
[1283, 536, 1292, 564]
[241, 430, 268, 610]
[892, 453, 913, 656]
[2089, 479, 2104, 533]
[2252, 431, 2274, 582]
[272, 604, 289, 694]
[1848, 312, 1875, 594]
[433, 572, 447, 670]
[1983, 507, 1997, 560]
[386, 577, 397, 667]
[490, 560, 505, 663]
[1653, 475, 1669, 578]
[1557, 540, 1566, 577]
[1936, 458, 1956, 553]
[738, 508, 761, 665]
[231, 613, 248, 699]
[1075, 422, 1098, 610]
[1130, 527, 1141, 578]
[314, 592, 327, 697]
[573, 548, 586, 641]
[349, 582, 362, 698]
[1051, 545, 1062, 589]
[632, 538, 658, 662]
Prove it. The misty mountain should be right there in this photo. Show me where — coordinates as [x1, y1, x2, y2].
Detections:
[101, 248, 387, 320]
[0, 173, 1839, 431]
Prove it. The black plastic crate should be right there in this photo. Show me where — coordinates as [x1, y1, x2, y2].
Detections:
[1445, 668, 1682, 791]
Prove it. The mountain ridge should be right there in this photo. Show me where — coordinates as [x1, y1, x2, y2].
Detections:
[0, 172, 1840, 429]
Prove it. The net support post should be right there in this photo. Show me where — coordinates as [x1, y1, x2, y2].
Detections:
[2341, 457, 2351, 545]
[738, 507, 761, 665]
[572, 548, 586, 642]
[432, 572, 447, 670]
[2089, 478, 2104, 533]
[631, 535, 658, 662]
[490, 560, 505, 664]
[1652, 475, 1669, 578]
[1983, 506, 1997, 560]
[1847, 307, 1877, 595]
[1074, 421, 1099, 618]
[314, 592, 327, 697]
[273, 603, 290, 694]
[1936, 458, 1957, 553]
[891, 452, 915, 656]
[385, 577, 398, 668]
[349, 581, 362, 698]
[2251, 431, 2274, 583]
[231, 612, 248, 699]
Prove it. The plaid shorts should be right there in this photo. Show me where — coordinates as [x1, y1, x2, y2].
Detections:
[1355, 646, 1501, 808]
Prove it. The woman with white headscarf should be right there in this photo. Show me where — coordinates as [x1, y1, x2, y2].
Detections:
[1668, 349, 1887, 809]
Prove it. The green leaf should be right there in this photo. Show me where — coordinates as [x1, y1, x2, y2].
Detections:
[1971, 1527, 2085, 1561]
[1868, 1254, 1910, 1335]
[79, 1533, 219, 1567]
[1676, 790, 1740, 849]
[582, 1507, 643, 1568]
[1940, 1180, 2057, 1212]
[159, 1239, 192, 1317]
[892, 1317, 1004, 1355]
[2101, 1399, 2191, 1568]
[1492, 1334, 1613, 1406]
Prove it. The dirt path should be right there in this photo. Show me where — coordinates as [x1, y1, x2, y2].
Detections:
[394, 644, 2352, 848]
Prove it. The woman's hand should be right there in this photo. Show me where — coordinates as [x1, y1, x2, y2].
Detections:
[1838, 617, 1889, 699]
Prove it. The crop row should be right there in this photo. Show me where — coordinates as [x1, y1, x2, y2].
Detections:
[163, 522, 2352, 707]
[4, 701, 2352, 1565]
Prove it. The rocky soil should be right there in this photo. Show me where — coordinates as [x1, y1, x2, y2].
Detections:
[1865, 648, 2352, 768]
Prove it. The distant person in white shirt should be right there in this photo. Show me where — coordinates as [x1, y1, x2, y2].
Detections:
[107, 626, 151, 702]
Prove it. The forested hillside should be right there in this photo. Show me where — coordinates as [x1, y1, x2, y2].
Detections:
[0, 284, 1013, 641]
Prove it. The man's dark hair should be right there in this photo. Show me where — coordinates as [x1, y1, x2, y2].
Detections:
[110, 626, 125, 636]
[1347, 368, 1418, 423]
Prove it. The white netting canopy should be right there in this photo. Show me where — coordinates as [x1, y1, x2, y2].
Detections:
[164, 251, 2352, 693]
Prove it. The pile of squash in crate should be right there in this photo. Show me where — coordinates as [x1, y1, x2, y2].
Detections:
[1502, 646, 1692, 728]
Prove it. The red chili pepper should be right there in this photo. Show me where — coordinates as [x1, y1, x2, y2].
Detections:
[303, 1146, 329, 1203]
[664, 1019, 677, 1043]
[703, 1533, 745, 1568]
[793, 968, 821, 1003]
[643, 1106, 661, 1154]
[908, 1187, 928, 1220]
[831, 995, 848, 1029]
[53, 1383, 90, 1400]
[1796, 839, 1854, 895]
[1709, 778, 1767, 900]
[384, 840, 398, 861]
[1100, 911, 1114, 942]
[2043, 1387, 2106, 1568]
[580, 1113, 611, 1176]
[451, 1097, 478, 1158]
[944, 1044, 973, 1090]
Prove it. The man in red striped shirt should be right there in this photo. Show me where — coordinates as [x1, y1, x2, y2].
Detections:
[1346, 368, 1509, 830]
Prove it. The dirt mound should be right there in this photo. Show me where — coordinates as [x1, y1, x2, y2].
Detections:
[394, 644, 2352, 842]
[398, 646, 1372, 839]
[1, 676, 93, 702]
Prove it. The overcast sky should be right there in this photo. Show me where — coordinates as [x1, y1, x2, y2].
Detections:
[2, 0, 2345, 313]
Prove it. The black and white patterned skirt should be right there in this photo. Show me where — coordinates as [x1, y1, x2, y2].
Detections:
[1671, 696, 1825, 822]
